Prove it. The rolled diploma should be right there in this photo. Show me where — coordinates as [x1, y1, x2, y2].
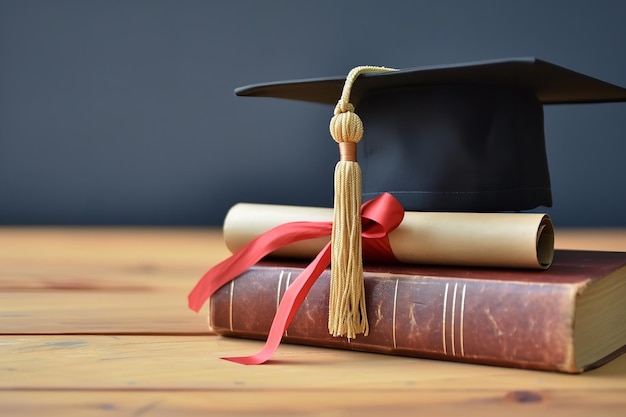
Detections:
[223, 202, 554, 269]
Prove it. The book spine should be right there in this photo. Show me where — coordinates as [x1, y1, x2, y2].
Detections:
[209, 266, 579, 372]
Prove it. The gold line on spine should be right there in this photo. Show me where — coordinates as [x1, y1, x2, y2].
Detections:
[228, 280, 235, 332]
[459, 284, 467, 357]
[442, 283, 449, 355]
[451, 283, 458, 356]
[392, 278, 399, 349]
[276, 270, 285, 312]
[284, 272, 292, 337]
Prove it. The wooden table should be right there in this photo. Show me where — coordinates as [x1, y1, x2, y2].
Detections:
[2, 227, 626, 416]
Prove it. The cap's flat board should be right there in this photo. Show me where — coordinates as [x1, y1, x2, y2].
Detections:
[235, 57, 626, 105]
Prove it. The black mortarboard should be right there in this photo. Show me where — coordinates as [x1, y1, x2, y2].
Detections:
[235, 57, 626, 213]
[234, 58, 626, 339]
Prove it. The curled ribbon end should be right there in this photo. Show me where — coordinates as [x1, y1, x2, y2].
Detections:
[188, 302, 201, 313]
[188, 288, 207, 313]
[221, 356, 268, 365]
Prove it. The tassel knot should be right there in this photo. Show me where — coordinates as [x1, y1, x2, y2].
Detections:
[330, 104, 363, 147]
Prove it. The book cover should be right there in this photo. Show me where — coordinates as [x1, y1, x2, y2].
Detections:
[209, 250, 626, 373]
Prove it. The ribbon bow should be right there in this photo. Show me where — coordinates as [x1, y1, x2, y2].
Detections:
[188, 192, 404, 364]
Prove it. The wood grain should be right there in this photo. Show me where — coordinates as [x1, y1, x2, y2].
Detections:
[0, 292, 210, 334]
[1, 227, 626, 416]
[554, 228, 626, 251]
[2, 335, 626, 390]
[0, 227, 225, 334]
[1, 390, 626, 417]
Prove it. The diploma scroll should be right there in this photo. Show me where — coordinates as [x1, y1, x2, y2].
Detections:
[223, 202, 554, 269]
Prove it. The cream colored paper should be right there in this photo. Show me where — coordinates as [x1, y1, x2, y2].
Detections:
[223, 202, 554, 269]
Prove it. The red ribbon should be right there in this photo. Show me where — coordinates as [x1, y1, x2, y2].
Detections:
[188, 192, 404, 364]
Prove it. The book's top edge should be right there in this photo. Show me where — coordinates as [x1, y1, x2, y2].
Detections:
[254, 250, 626, 285]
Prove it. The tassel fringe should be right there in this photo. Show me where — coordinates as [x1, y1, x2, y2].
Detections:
[329, 161, 367, 338]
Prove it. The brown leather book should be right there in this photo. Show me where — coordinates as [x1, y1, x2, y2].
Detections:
[209, 250, 626, 373]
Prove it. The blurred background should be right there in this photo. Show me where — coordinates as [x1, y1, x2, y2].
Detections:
[1, 0, 625, 227]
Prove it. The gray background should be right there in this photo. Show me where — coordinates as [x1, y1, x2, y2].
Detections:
[1, 0, 625, 227]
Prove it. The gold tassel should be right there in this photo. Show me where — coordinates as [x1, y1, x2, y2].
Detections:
[328, 66, 396, 339]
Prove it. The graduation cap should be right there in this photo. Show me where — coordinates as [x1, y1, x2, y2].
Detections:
[234, 57, 626, 339]
[237, 57, 626, 213]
